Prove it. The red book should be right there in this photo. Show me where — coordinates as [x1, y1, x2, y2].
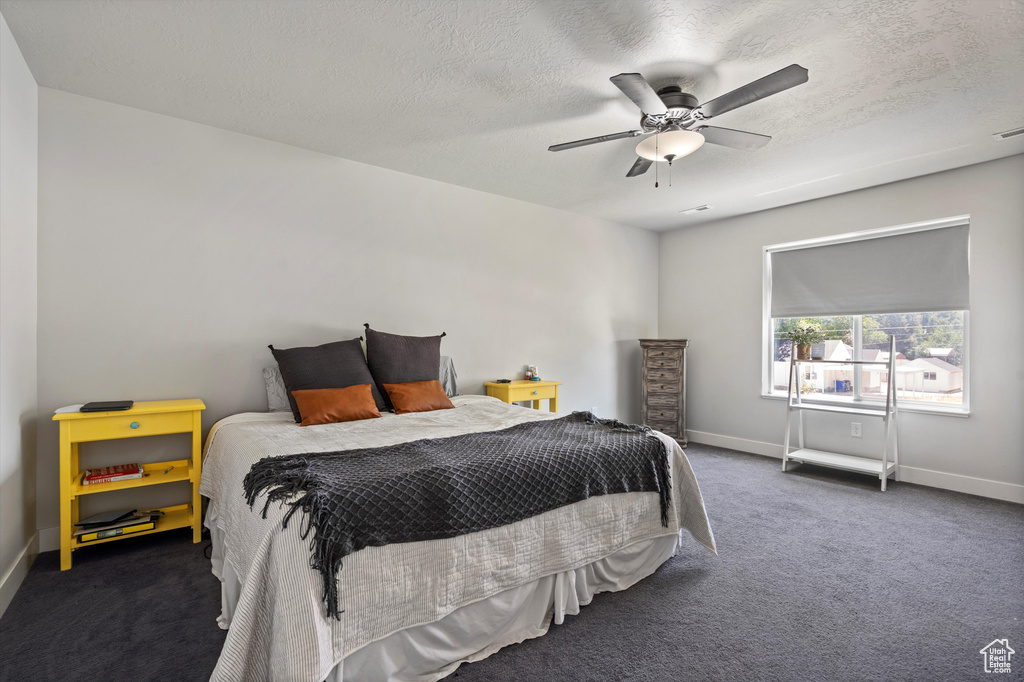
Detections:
[82, 463, 143, 485]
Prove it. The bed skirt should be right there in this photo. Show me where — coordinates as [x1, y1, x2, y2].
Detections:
[209, 505, 680, 682]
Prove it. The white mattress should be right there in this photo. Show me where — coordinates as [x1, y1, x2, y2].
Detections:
[200, 396, 715, 681]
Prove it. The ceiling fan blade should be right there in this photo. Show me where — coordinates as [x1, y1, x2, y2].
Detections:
[626, 157, 653, 177]
[548, 130, 643, 152]
[610, 73, 668, 115]
[695, 125, 772, 150]
[695, 64, 808, 119]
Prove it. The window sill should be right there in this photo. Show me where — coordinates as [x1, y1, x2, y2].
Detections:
[760, 392, 970, 417]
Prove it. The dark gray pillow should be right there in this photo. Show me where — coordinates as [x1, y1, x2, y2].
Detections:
[269, 338, 385, 422]
[363, 324, 445, 410]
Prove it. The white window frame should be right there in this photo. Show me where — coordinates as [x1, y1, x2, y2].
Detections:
[761, 216, 970, 416]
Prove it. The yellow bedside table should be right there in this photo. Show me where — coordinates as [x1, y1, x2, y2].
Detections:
[52, 399, 205, 570]
[484, 380, 560, 412]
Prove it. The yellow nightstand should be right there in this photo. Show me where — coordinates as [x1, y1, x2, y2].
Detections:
[52, 399, 205, 570]
[484, 380, 560, 412]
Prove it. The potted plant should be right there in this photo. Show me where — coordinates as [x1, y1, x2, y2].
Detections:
[786, 322, 825, 361]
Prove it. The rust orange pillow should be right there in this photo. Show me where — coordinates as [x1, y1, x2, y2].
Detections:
[382, 380, 455, 415]
[291, 385, 381, 426]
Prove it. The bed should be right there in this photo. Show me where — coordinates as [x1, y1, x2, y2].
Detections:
[200, 394, 716, 682]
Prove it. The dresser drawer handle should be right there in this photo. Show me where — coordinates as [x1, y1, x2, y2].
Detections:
[532, 391, 538, 395]
[130, 422, 140, 429]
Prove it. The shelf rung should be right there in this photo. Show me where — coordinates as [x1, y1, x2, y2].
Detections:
[793, 359, 890, 365]
[789, 402, 888, 417]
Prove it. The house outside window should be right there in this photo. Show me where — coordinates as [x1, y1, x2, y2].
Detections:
[763, 216, 970, 414]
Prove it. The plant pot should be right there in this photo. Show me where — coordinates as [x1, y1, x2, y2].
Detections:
[796, 344, 811, 361]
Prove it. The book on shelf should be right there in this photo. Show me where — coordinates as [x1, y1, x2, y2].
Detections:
[75, 509, 138, 527]
[76, 520, 156, 543]
[73, 511, 163, 537]
[81, 463, 143, 485]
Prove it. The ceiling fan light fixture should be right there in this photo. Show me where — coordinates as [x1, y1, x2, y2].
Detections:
[636, 129, 705, 162]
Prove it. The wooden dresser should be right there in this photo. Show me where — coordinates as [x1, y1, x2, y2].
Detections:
[640, 339, 688, 446]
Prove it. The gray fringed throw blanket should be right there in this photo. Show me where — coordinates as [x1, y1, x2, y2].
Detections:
[243, 411, 671, 619]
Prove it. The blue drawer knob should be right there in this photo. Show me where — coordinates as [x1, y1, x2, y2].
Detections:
[130, 422, 140, 429]
[533, 391, 538, 395]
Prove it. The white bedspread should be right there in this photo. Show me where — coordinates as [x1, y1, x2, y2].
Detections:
[200, 396, 715, 682]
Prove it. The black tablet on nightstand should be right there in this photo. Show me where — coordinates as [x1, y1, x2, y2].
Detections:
[80, 400, 134, 412]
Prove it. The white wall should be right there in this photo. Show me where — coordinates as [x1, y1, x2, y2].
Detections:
[35, 89, 659, 537]
[0, 12, 39, 615]
[659, 154, 1024, 502]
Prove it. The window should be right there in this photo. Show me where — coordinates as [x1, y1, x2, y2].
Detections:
[769, 312, 966, 407]
[763, 217, 969, 413]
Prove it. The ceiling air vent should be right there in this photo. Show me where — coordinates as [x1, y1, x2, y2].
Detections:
[680, 205, 712, 215]
[993, 126, 1024, 140]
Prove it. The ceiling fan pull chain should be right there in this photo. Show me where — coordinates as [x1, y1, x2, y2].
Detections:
[654, 136, 659, 188]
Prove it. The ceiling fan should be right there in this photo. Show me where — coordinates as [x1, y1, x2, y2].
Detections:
[548, 64, 809, 177]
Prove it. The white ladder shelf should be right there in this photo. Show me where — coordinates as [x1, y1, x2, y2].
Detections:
[782, 336, 900, 490]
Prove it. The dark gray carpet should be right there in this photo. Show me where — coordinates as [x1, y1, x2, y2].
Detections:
[2, 445, 1021, 682]
[0, 526, 224, 682]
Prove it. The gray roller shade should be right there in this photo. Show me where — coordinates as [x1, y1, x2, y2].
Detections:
[770, 222, 969, 318]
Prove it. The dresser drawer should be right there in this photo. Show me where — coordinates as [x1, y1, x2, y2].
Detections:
[645, 408, 678, 423]
[644, 356, 680, 370]
[645, 348, 681, 360]
[643, 368, 680, 383]
[647, 381, 679, 393]
[646, 393, 679, 409]
[66, 410, 195, 442]
[647, 421, 678, 436]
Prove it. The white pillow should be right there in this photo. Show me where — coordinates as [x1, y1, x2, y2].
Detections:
[263, 366, 291, 412]
[264, 357, 457, 412]
[439, 355, 458, 397]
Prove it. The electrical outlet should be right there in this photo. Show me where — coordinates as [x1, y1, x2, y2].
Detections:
[851, 422, 862, 438]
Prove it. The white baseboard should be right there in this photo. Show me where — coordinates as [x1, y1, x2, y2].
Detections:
[687, 430, 1024, 504]
[38, 526, 61, 553]
[687, 430, 784, 459]
[0, 533, 39, 618]
[895, 465, 1024, 504]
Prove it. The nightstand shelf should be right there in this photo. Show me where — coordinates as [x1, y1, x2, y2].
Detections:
[72, 459, 193, 495]
[70, 504, 192, 550]
[53, 399, 205, 570]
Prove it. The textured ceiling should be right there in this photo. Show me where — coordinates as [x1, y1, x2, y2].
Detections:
[3, 0, 1023, 231]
